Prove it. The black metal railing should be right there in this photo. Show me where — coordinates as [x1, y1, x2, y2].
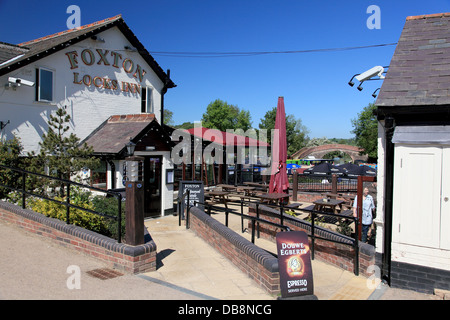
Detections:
[247, 200, 360, 275]
[295, 207, 359, 275]
[174, 187, 360, 275]
[292, 173, 358, 193]
[0, 164, 123, 243]
[177, 188, 290, 245]
[192, 200, 290, 244]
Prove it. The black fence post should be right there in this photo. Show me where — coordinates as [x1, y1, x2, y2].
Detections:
[178, 196, 182, 226]
[256, 202, 260, 238]
[117, 194, 122, 243]
[240, 198, 245, 233]
[225, 209, 229, 227]
[292, 171, 298, 201]
[280, 202, 284, 227]
[66, 182, 71, 224]
[186, 190, 190, 229]
[354, 216, 360, 276]
[251, 219, 256, 244]
[311, 212, 315, 260]
[21, 171, 26, 209]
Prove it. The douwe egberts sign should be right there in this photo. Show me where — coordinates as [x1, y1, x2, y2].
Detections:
[276, 231, 314, 298]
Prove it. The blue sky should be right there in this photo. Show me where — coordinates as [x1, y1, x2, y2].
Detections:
[1, 0, 450, 138]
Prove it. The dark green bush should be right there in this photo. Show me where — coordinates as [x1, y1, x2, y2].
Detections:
[91, 195, 126, 240]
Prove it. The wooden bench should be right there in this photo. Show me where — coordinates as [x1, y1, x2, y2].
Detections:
[339, 209, 354, 217]
[285, 202, 301, 209]
[301, 204, 316, 211]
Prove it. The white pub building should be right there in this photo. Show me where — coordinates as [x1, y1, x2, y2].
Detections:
[0, 15, 177, 217]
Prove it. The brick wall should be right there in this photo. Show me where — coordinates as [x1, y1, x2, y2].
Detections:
[0, 201, 157, 274]
[390, 260, 450, 294]
[292, 192, 328, 203]
[188, 207, 280, 295]
[248, 204, 376, 277]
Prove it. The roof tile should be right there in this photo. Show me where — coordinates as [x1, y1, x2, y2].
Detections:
[376, 13, 450, 107]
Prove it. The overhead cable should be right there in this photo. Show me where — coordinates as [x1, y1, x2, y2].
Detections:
[148, 43, 398, 58]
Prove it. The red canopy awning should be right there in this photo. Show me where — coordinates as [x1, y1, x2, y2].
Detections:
[185, 127, 270, 147]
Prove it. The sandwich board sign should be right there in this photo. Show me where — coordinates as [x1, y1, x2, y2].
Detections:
[178, 181, 204, 218]
[276, 231, 314, 298]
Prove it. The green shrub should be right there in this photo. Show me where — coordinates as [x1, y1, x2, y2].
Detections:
[91, 195, 126, 240]
[29, 196, 111, 236]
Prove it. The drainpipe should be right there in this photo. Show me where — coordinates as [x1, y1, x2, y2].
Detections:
[160, 69, 171, 126]
[107, 159, 116, 190]
[382, 115, 395, 285]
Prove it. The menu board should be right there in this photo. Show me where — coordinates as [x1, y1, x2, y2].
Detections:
[178, 181, 204, 218]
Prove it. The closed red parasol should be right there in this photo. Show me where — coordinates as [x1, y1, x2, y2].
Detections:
[269, 97, 289, 195]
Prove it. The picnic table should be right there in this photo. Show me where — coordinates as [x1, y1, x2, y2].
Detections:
[256, 192, 290, 205]
[313, 198, 344, 214]
[217, 184, 237, 192]
[243, 182, 269, 191]
[206, 191, 230, 209]
[237, 186, 257, 197]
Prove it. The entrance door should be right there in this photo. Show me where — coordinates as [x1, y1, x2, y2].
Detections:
[393, 145, 450, 249]
[144, 156, 161, 217]
[441, 148, 450, 250]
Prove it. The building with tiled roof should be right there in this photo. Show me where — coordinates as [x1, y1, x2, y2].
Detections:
[0, 15, 176, 217]
[375, 12, 450, 294]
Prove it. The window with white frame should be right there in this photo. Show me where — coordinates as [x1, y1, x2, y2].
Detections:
[35, 67, 54, 102]
[141, 87, 154, 113]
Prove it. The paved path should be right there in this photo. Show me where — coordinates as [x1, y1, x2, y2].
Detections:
[144, 212, 376, 300]
[0, 219, 206, 300]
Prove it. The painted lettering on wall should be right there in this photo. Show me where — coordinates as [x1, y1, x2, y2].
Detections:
[66, 49, 146, 94]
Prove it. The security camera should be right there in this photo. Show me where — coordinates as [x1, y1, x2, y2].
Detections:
[8, 77, 35, 87]
[355, 66, 385, 82]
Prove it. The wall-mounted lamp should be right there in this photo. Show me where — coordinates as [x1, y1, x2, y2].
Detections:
[126, 137, 136, 156]
[91, 35, 105, 43]
[5, 77, 35, 90]
[348, 74, 359, 87]
[372, 88, 381, 98]
[348, 66, 388, 95]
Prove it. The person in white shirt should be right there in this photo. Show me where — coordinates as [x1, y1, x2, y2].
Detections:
[352, 187, 375, 243]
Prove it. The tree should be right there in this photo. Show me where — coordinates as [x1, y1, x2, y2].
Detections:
[258, 107, 310, 156]
[0, 135, 23, 199]
[163, 108, 174, 126]
[201, 99, 252, 131]
[28, 107, 100, 195]
[174, 121, 195, 129]
[351, 103, 378, 161]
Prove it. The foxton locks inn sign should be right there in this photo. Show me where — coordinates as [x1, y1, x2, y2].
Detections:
[65, 49, 145, 94]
